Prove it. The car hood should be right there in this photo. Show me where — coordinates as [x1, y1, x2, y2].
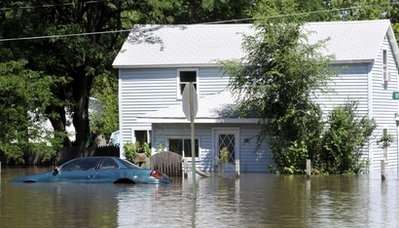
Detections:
[9, 172, 54, 183]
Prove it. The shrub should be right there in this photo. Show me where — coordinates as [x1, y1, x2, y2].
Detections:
[123, 142, 139, 163]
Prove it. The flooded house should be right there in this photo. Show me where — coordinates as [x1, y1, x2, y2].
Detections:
[113, 20, 399, 175]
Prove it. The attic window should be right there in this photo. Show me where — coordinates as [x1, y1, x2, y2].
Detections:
[383, 49, 390, 82]
[177, 69, 197, 99]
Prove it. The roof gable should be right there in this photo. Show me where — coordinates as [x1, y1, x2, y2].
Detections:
[304, 20, 398, 64]
[113, 20, 399, 68]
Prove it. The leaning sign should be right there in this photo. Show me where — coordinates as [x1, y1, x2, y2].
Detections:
[182, 82, 198, 121]
[181, 82, 198, 195]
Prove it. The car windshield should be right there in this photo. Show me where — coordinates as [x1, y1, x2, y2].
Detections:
[119, 159, 140, 169]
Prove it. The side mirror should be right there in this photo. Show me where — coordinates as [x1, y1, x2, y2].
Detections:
[52, 167, 59, 176]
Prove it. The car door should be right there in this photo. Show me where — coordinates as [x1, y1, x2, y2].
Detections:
[57, 158, 98, 183]
[94, 158, 121, 183]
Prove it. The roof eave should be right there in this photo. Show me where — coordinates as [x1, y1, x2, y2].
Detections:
[387, 26, 399, 68]
[137, 117, 260, 124]
[113, 63, 221, 69]
[113, 59, 374, 69]
[332, 59, 374, 64]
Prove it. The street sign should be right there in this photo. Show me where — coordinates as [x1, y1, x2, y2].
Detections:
[393, 91, 399, 100]
[181, 82, 199, 194]
[182, 82, 198, 121]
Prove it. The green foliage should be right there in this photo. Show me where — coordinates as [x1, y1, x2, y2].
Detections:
[376, 133, 394, 149]
[142, 142, 151, 157]
[123, 142, 140, 163]
[156, 144, 165, 152]
[319, 102, 376, 174]
[253, 0, 391, 22]
[223, 3, 380, 174]
[123, 142, 152, 163]
[0, 60, 63, 162]
[272, 140, 308, 174]
[0, 0, 256, 161]
[222, 8, 335, 174]
[90, 73, 119, 139]
[217, 147, 229, 173]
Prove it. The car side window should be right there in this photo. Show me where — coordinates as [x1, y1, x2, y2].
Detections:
[60, 159, 86, 171]
[60, 158, 99, 171]
[99, 158, 118, 170]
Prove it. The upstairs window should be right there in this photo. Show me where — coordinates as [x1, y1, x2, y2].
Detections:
[177, 69, 197, 99]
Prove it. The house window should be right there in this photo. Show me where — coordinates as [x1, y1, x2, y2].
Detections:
[168, 138, 199, 159]
[177, 69, 197, 99]
[134, 130, 151, 144]
[383, 49, 389, 82]
[133, 130, 151, 153]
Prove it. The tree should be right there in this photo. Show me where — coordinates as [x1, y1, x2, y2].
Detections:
[0, 1, 141, 156]
[223, 0, 381, 173]
[251, 0, 392, 22]
[0, 60, 64, 162]
[0, 0, 255, 162]
[222, 0, 336, 173]
[90, 73, 119, 139]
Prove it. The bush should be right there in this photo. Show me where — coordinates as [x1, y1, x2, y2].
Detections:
[318, 101, 376, 174]
[123, 142, 139, 163]
[217, 147, 229, 173]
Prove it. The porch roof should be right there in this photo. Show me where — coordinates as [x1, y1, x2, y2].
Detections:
[137, 90, 260, 124]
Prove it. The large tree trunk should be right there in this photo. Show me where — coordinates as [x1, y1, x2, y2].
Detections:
[72, 69, 93, 156]
[47, 105, 72, 148]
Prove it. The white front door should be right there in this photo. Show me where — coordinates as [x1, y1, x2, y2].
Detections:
[214, 128, 239, 174]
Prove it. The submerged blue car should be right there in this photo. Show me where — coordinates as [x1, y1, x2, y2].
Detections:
[10, 157, 172, 184]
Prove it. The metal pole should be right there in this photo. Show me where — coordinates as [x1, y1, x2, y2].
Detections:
[306, 159, 311, 177]
[189, 83, 196, 197]
[381, 160, 386, 181]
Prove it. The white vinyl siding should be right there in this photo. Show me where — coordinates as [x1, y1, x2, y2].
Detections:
[119, 67, 230, 151]
[119, 68, 179, 145]
[314, 63, 370, 116]
[370, 36, 399, 172]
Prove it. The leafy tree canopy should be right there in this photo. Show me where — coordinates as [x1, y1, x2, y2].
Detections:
[0, 0, 255, 162]
[0, 60, 65, 162]
[224, 0, 378, 174]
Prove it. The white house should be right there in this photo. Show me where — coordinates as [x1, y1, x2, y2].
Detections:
[113, 20, 399, 174]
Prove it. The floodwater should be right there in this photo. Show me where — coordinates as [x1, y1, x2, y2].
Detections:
[1, 167, 398, 228]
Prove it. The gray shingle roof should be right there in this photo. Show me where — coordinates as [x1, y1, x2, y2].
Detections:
[137, 90, 259, 123]
[113, 20, 399, 68]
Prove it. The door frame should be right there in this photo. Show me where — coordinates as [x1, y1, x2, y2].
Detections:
[212, 127, 240, 175]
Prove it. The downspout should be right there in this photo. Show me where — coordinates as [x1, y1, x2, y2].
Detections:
[118, 68, 124, 158]
[396, 112, 399, 177]
[396, 67, 399, 177]
[367, 62, 373, 174]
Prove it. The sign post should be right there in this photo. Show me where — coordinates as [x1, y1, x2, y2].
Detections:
[182, 82, 198, 196]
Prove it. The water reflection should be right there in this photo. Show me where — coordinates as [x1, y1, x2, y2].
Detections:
[1, 168, 399, 228]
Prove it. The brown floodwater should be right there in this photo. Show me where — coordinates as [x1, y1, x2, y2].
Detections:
[1, 167, 398, 227]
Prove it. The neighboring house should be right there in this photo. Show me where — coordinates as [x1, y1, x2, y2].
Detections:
[113, 20, 399, 175]
[42, 97, 102, 142]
